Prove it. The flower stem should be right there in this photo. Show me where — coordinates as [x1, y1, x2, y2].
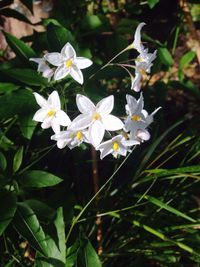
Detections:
[65, 147, 135, 244]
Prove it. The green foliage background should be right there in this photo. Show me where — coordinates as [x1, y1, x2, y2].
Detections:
[0, 0, 200, 266]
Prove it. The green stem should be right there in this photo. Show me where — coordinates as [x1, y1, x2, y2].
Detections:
[65, 147, 135, 244]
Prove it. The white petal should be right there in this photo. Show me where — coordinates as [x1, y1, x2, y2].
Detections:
[42, 68, 54, 79]
[41, 117, 52, 129]
[61, 43, 76, 59]
[76, 94, 95, 114]
[137, 129, 150, 141]
[33, 109, 47, 122]
[75, 57, 93, 69]
[99, 146, 113, 160]
[135, 93, 144, 113]
[102, 115, 124, 131]
[131, 72, 142, 92]
[33, 92, 48, 108]
[56, 110, 71, 126]
[54, 65, 70, 81]
[89, 120, 105, 147]
[96, 95, 114, 115]
[51, 118, 60, 133]
[122, 139, 140, 146]
[133, 22, 146, 53]
[44, 53, 63, 66]
[70, 114, 92, 130]
[48, 91, 61, 109]
[57, 140, 68, 149]
[126, 94, 137, 115]
[70, 66, 83, 84]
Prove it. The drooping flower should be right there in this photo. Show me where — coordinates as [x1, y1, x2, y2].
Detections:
[124, 93, 161, 142]
[33, 91, 71, 133]
[96, 134, 139, 160]
[69, 94, 124, 147]
[29, 57, 54, 81]
[51, 128, 89, 149]
[44, 43, 93, 84]
[132, 22, 146, 53]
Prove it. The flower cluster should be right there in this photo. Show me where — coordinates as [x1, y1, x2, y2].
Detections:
[30, 43, 92, 84]
[31, 22, 160, 160]
[33, 91, 160, 159]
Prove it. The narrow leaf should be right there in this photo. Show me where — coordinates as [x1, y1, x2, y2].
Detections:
[18, 170, 63, 188]
[13, 146, 23, 173]
[179, 51, 196, 70]
[13, 202, 48, 256]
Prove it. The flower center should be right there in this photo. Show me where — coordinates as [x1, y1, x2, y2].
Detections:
[92, 112, 101, 121]
[131, 115, 141, 121]
[47, 109, 56, 117]
[66, 59, 73, 68]
[139, 68, 146, 76]
[113, 142, 119, 151]
[76, 131, 82, 140]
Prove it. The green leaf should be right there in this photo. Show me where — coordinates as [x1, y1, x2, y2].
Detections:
[19, 114, 37, 140]
[158, 47, 174, 66]
[144, 195, 196, 223]
[18, 170, 63, 188]
[0, 68, 47, 86]
[147, 0, 160, 8]
[0, 8, 32, 24]
[13, 146, 23, 173]
[47, 24, 76, 52]
[0, 82, 20, 94]
[78, 237, 102, 267]
[82, 15, 103, 30]
[66, 240, 80, 267]
[0, 151, 7, 171]
[3, 32, 36, 62]
[24, 199, 56, 222]
[0, 90, 37, 120]
[0, 189, 17, 235]
[13, 202, 48, 256]
[35, 208, 66, 267]
[179, 51, 196, 70]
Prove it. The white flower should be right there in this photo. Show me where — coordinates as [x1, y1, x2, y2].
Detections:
[69, 94, 124, 147]
[29, 57, 54, 81]
[51, 128, 89, 149]
[33, 91, 71, 133]
[96, 135, 139, 160]
[44, 42, 93, 84]
[124, 93, 161, 141]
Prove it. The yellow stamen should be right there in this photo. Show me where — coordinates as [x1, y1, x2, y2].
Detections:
[47, 109, 56, 117]
[76, 131, 82, 140]
[92, 112, 101, 121]
[113, 142, 119, 151]
[140, 68, 146, 76]
[131, 115, 141, 121]
[66, 59, 73, 68]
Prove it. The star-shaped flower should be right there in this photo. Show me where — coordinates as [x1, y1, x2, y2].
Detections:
[96, 135, 139, 159]
[69, 94, 124, 147]
[51, 128, 89, 149]
[33, 91, 71, 133]
[44, 43, 93, 84]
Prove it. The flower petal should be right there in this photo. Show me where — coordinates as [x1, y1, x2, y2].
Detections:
[102, 115, 124, 131]
[51, 118, 60, 133]
[89, 120, 105, 147]
[41, 117, 52, 129]
[137, 129, 150, 141]
[44, 52, 63, 66]
[69, 114, 92, 131]
[133, 22, 146, 53]
[54, 65, 70, 81]
[76, 94, 95, 114]
[56, 110, 71, 126]
[33, 109, 47, 122]
[75, 57, 93, 69]
[96, 95, 114, 115]
[70, 65, 83, 84]
[131, 71, 141, 92]
[33, 92, 48, 108]
[48, 91, 61, 109]
[99, 146, 112, 160]
[61, 42, 76, 59]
